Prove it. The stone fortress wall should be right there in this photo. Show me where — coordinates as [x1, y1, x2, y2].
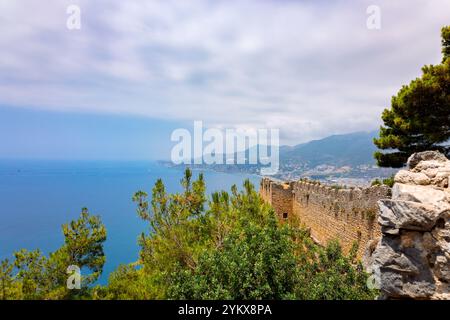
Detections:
[260, 178, 391, 258]
[261, 151, 450, 299]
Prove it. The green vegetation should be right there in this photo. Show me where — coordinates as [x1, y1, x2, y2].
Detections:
[299, 178, 321, 185]
[330, 184, 349, 191]
[0, 208, 106, 300]
[364, 209, 377, 222]
[104, 169, 376, 300]
[374, 26, 450, 168]
[371, 175, 395, 188]
[1, 169, 377, 300]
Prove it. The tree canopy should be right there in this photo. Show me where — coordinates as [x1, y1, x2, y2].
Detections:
[102, 168, 376, 300]
[374, 26, 450, 167]
[0, 209, 106, 300]
[1, 169, 376, 300]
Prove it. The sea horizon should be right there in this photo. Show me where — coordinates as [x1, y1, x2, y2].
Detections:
[0, 159, 260, 284]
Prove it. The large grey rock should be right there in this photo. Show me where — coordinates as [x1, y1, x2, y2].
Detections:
[392, 183, 450, 209]
[394, 170, 431, 185]
[411, 158, 450, 188]
[431, 173, 450, 188]
[378, 199, 446, 232]
[371, 233, 436, 299]
[412, 160, 449, 173]
[369, 151, 450, 300]
[407, 151, 448, 169]
[434, 255, 450, 282]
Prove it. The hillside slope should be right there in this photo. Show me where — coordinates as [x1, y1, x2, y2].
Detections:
[281, 131, 379, 167]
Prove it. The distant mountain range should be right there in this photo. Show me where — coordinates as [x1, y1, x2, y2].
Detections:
[162, 130, 398, 186]
[280, 130, 379, 168]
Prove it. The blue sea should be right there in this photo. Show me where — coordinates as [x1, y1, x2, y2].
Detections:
[0, 160, 260, 284]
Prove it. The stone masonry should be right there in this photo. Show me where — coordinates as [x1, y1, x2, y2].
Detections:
[260, 151, 450, 299]
[368, 151, 450, 299]
[260, 178, 391, 259]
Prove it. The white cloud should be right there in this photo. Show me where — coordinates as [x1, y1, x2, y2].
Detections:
[0, 0, 449, 144]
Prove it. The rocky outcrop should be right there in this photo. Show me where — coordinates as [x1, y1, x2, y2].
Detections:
[368, 151, 450, 299]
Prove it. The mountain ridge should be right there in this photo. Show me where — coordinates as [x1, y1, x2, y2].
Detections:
[280, 130, 379, 167]
[161, 130, 398, 186]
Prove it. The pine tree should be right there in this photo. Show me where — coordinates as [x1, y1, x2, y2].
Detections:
[0, 259, 14, 300]
[374, 26, 450, 167]
[4, 209, 106, 299]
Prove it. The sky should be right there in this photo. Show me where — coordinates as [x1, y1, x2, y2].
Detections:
[0, 0, 449, 160]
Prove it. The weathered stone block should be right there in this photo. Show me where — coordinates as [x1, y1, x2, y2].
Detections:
[378, 199, 445, 232]
[371, 151, 450, 300]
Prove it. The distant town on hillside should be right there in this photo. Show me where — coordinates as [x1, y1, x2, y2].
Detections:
[162, 130, 398, 186]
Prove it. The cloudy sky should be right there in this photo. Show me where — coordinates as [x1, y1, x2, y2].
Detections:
[0, 0, 449, 159]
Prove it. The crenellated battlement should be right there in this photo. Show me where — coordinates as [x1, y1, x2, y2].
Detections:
[260, 178, 391, 259]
